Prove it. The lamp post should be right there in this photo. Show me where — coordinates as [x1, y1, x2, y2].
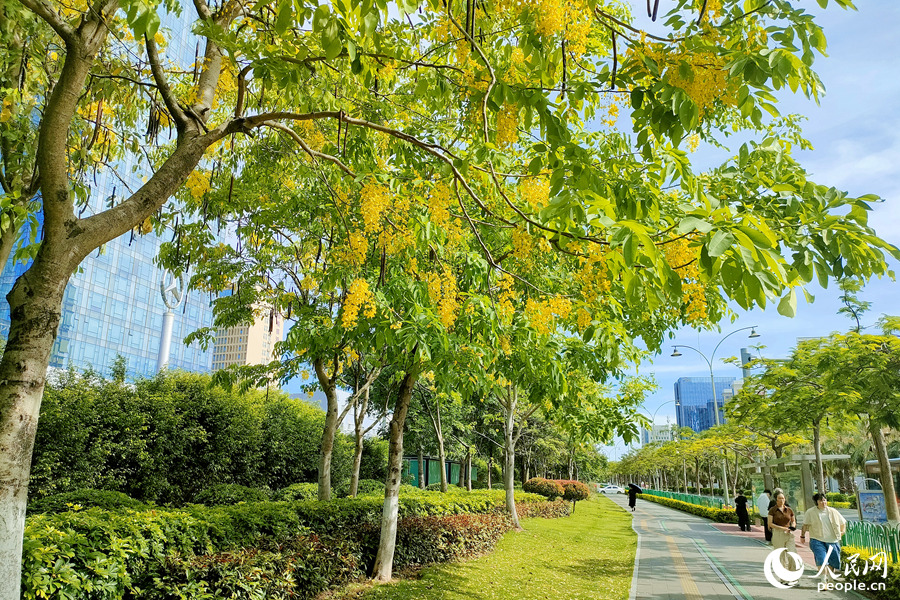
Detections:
[642, 400, 676, 490]
[671, 326, 760, 503]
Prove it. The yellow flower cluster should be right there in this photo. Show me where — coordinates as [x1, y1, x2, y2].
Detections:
[0, 98, 13, 123]
[497, 104, 519, 147]
[662, 236, 708, 324]
[425, 267, 460, 328]
[185, 171, 211, 199]
[429, 182, 454, 228]
[525, 299, 553, 335]
[576, 307, 592, 332]
[548, 296, 572, 320]
[529, 0, 565, 37]
[564, 1, 592, 57]
[296, 121, 326, 152]
[496, 273, 515, 324]
[341, 279, 376, 329]
[359, 183, 391, 233]
[348, 230, 369, 261]
[519, 177, 550, 211]
[511, 228, 534, 261]
[575, 246, 611, 304]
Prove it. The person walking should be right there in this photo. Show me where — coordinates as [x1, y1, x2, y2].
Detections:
[768, 490, 799, 579]
[801, 493, 847, 581]
[757, 488, 772, 542]
[628, 483, 640, 512]
[734, 490, 750, 531]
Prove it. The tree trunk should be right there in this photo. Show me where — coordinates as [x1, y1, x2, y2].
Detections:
[813, 420, 826, 495]
[502, 387, 521, 529]
[436, 425, 447, 493]
[869, 420, 900, 523]
[683, 459, 688, 493]
[350, 428, 364, 498]
[487, 451, 492, 489]
[707, 461, 714, 496]
[372, 364, 420, 581]
[315, 358, 339, 501]
[418, 445, 425, 489]
[0, 270, 67, 599]
[695, 458, 701, 495]
[466, 448, 472, 491]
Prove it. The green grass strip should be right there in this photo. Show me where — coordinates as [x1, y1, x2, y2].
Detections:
[356, 496, 636, 600]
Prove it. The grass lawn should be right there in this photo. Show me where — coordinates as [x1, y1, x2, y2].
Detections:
[344, 495, 635, 600]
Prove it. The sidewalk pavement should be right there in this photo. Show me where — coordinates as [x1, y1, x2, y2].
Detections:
[709, 522, 819, 571]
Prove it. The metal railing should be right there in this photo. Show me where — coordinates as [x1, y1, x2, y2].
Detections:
[642, 489, 727, 509]
[843, 521, 900, 563]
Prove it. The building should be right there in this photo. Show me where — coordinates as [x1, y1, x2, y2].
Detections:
[0, 222, 213, 379]
[674, 376, 738, 433]
[640, 423, 677, 445]
[211, 305, 283, 371]
[0, 9, 215, 380]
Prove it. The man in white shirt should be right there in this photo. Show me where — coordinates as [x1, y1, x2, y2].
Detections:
[757, 489, 772, 543]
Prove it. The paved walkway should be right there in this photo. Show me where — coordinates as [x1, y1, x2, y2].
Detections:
[605, 494, 869, 600]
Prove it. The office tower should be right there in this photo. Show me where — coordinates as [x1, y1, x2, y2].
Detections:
[640, 423, 677, 445]
[674, 376, 738, 433]
[0, 8, 214, 379]
[211, 306, 283, 371]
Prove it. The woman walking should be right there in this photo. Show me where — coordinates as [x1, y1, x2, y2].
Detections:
[768, 490, 799, 578]
[801, 493, 847, 581]
[734, 490, 750, 531]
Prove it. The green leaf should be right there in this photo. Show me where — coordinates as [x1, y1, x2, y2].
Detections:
[677, 216, 713, 234]
[707, 231, 734, 258]
[275, 0, 293, 35]
[777, 288, 797, 318]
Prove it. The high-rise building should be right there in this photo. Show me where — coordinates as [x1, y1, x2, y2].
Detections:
[0, 8, 214, 379]
[211, 306, 283, 371]
[674, 376, 738, 433]
[0, 223, 213, 379]
[640, 423, 677, 445]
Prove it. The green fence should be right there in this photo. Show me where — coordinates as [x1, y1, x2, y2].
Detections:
[643, 489, 727, 509]
[843, 521, 900, 563]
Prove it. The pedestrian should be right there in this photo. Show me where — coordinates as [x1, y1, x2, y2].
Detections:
[768, 490, 799, 579]
[734, 490, 750, 531]
[801, 493, 847, 581]
[757, 488, 772, 542]
[628, 484, 638, 512]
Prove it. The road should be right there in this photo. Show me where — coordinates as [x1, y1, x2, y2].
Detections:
[603, 493, 872, 600]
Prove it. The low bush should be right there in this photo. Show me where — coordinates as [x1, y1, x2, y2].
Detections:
[193, 484, 270, 506]
[393, 514, 512, 566]
[841, 546, 899, 600]
[556, 480, 591, 504]
[274, 482, 319, 501]
[637, 494, 738, 524]
[355, 479, 385, 496]
[26, 489, 147, 515]
[22, 488, 559, 599]
[523, 477, 565, 500]
[150, 536, 363, 600]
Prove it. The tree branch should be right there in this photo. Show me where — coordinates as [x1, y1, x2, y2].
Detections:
[145, 34, 190, 133]
[263, 122, 355, 177]
[16, 0, 77, 45]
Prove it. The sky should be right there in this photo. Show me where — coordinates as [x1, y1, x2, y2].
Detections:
[603, 0, 900, 459]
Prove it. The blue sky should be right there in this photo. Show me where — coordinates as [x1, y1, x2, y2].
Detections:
[603, 0, 900, 458]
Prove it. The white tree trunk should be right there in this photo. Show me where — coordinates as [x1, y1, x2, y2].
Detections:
[315, 359, 339, 501]
[869, 421, 900, 522]
[372, 366, 419, 581]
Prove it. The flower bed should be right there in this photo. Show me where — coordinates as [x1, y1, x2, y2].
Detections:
[636, 493, 738, 523]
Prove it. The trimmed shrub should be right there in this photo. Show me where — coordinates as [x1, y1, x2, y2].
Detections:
[841, 546, 898, 600]
[517, 498, 571, 519]
[556, 480, 590, 503]
[194, 484, 270, 506]
[22, 488, 562, 599]
[638, 494, 738, 523]
[150, 536, 363, 600]
[355, 479, 385, 496]
[523, 477, 565, 500]
[26, 489, 146, 515]
[425, 483, 443, 491]
[274, 482, 319, 502]
[393, 514, 512, 566]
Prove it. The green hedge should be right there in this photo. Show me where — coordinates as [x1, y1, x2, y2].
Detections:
[26, 489, 148, 515]
[841, 546, 899, 600]
[637, 494, 738, 523]
[522, 477, 564, 500]
[22, 489, 557, 599]
[194, 484, 271, 506]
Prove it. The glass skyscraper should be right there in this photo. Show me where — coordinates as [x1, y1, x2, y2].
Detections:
[674, 376, 737, 433]
[0, 7, 214, 379]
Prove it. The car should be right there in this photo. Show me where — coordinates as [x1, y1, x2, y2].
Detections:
[599, 485, 625, 494]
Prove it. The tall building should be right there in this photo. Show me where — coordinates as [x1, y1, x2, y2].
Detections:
[0, 221, 213, 379]
[641, 423, 677, 446]
[211, 306, 283, 371]
[0, 8, 214, 379]
[674, 376, 738, 433]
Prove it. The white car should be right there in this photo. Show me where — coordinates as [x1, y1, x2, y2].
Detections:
[599, 485, 625, 494]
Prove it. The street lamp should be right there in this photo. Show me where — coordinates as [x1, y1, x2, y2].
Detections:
[671, 326, 760, 503]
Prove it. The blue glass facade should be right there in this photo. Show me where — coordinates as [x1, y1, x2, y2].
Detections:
[674, 376, 737, 433]
[0, 227, 213, 379]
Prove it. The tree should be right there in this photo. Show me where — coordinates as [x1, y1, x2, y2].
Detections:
[3, 0, 900, 594]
